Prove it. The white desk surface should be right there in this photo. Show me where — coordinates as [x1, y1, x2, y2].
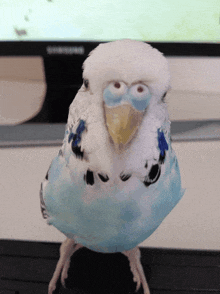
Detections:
[1, 140, 220, 251]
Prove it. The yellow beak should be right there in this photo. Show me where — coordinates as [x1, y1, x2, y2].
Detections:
[104, 103, 144, 146]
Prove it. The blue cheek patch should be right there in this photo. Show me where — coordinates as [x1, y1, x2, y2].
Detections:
[103, 88, 123, 107]
[103, 88, 152, 111]
[68, 120, 86, 147]
[157, 129, 169, 157]
[76, 120, 86, 135]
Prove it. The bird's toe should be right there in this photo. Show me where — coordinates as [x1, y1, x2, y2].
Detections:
[61, 259, 71, 287]
[133, 272, 141, 292]
[48, 279, 57, 294]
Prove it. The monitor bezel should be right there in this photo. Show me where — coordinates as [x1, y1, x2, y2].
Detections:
[0, 41, 219, 57]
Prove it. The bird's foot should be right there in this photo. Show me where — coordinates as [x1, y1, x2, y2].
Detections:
[48, 238, 83, 294]
[60, 255, 71, 286]
[123, 247, 150, 294]
[60, 243, 83, 286]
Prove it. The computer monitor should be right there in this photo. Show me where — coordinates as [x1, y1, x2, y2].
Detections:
[1, 0, 219, 122]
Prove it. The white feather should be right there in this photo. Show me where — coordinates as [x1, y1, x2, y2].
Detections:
[66, 87, 114, 175]
[64, 39, 170, 180]
[83, 39, 170, 100]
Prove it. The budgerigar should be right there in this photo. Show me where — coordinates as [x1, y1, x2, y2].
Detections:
[40, 39, 185, 294]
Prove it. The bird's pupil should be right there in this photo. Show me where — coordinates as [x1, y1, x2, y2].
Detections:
[114, 82, 121, 89]
[137, 86, 143, 93]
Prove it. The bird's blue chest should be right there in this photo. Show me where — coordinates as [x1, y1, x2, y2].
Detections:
[44, 145, 183, 253]
[43, 121, 184, 253]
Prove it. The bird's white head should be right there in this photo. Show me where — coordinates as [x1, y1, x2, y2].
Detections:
[82, 39, 170, 148]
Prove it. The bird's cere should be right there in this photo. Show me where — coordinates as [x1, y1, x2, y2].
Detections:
[103, 82, 152, 111]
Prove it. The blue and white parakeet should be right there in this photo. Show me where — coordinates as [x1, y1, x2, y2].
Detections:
[40, 39, 185, 294]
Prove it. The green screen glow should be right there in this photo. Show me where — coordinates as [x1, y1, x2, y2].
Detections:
[1, 0, 220, 42]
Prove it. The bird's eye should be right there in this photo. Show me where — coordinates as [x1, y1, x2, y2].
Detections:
[108, 81, 127, 96]
[83, 79, 89, 90]
[130, 84, 150, 99]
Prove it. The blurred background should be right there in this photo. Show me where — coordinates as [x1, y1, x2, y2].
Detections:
[0, 0, 220, 251]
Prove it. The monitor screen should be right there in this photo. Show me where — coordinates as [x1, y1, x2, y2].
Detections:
[1, 0, 219, 43]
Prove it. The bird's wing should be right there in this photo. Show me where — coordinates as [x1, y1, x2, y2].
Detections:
[39, 88, 113, 224]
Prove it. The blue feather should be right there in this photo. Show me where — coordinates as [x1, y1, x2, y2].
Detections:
[43, 145, 184, 253]
[157, 129, 169, 157]
[68, 120, 86, 147]
[68, 133, 74, 143]
[76, 120, 86, 135]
